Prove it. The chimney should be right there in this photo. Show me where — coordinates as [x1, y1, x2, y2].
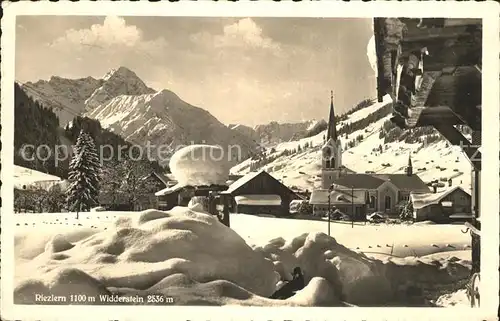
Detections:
[448, 179, 452, 187]
[432, 184, 437, 193]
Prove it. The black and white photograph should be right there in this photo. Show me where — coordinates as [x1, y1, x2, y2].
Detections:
[1, 2, 499, 321]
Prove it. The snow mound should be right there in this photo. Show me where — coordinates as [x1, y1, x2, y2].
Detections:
[253, 231, 471, 306]
[254, 232, 390, 304]
[435, 289, 469, 307]
[15, 268, 111, 304]
[188, 196, 209, 213]
[15, 209, 278, 303]
[44, 234, 75, 253]
[14, 210, 472, 306]
[169, 145, 231, 187]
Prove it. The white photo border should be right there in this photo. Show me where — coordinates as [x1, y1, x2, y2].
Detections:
[1, 1, 499, 320]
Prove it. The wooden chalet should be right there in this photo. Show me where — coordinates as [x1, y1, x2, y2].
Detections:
[373, 17, 482, 280]
[220, 170, 300, 217]
[155, 182, 229, 210]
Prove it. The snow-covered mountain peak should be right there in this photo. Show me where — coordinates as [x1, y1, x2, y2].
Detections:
[85, 67, 156, 111]
[152, 89, 181, 103]
[102, 66, 144, 82]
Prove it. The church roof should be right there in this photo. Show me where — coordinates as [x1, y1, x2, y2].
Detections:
[373, 174, 430, 192]
[331, 173, 430, 192]
[332, 174, 386, 189]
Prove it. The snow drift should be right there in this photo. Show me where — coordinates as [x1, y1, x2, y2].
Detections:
[14, 208, 471, 306]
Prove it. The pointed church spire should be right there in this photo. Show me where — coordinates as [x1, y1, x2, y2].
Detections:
[327, 90, 338, 141]
[406, 153, 413, 176]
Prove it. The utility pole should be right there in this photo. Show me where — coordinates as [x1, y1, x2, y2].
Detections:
[327, 186, 332, 236]
[351, 186, 354, 228]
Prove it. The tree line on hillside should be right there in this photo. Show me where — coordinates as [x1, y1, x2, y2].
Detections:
[337, 98, 376, 122]
[379, 119, 473, 146]
[14, 83, 166, 213]
[14, 83, 65, 177]
[303, 98, 377, 139]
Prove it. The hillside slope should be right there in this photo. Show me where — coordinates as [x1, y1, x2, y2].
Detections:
[231, 95, 473, 194]
[20, 67, 259, 165]
[21, 76, 103, 124]
[229, 120, 325, 147]
[86, 89, 259, 165]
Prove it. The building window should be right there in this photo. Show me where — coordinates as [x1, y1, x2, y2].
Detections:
[370, 196, 376, 208]
[325, 160, 331, 169]
[385, 196, 391, 210]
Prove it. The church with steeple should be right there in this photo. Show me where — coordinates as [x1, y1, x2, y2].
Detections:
[309, 91, 431, 218]
[321, 91, 348, 189]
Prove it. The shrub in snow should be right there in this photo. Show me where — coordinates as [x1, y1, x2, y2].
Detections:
[66, 131, 101, 212]
[297, 201, 313, 215]
[400, 200, 414, 221]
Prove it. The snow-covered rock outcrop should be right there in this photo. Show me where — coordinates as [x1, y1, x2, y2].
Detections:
[84, 67, 156, 111]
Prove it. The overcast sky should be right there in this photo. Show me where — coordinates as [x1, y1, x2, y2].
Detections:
[16, 16, 376, 126]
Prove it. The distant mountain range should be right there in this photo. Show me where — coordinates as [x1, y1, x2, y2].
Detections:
[228, 119, 328, 147]
[19, 67, 261, 165]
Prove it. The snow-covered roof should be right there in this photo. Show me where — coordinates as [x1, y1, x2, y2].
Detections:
[14, 165, 61, 189]
[155, 183, 187, 196]
[223, 170, 265, 194]
[309, 188, 366, 206]
[149, 171, 172, 186]
[410, 186, 470, 209]
[367, 212, 385, 220]
[235, 194, 282, 206]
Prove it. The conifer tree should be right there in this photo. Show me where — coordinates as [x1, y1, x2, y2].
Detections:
[66, 131, 101, 215]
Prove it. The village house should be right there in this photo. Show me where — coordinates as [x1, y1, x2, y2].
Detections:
[155, 183, 229, 210]
[154, 173, 242, 210]
[309, 188, 367, 220]
[410, 186, 472, 222]
[220, 170, 300, 217]
[309, 92, 430, 218]
[99, 171, 171, 211]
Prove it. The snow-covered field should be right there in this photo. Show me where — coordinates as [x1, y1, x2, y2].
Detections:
[231, 96, 473, 194]
[12, 208, 472, 307]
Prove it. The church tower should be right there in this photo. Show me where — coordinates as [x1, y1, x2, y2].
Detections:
[321, 91, 343, 189]
[406, 153, 413, 176]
